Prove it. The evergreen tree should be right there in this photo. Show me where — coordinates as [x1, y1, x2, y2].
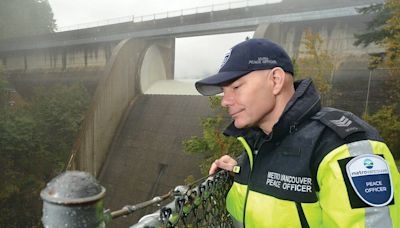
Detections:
[0, 0, 56, 40]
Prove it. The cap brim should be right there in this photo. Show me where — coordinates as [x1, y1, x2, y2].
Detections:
[195, 70, 251, 96]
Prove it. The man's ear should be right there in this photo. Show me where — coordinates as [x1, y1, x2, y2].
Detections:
[271, 68, 285, 95]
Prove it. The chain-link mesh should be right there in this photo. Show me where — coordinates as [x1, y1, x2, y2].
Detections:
[129, 171, 233, 228]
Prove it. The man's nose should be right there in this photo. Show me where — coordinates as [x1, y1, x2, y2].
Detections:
[221, 91, 233, 107]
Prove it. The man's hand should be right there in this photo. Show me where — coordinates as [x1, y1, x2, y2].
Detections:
[209, 155, 238, 175]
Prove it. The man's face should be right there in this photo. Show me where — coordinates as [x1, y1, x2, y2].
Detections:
[221, 70, 276, 129]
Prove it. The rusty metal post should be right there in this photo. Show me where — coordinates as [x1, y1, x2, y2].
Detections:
[40, 171, 107, 228]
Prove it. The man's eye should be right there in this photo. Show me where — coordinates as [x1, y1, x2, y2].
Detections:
[233, 85, 241, 89]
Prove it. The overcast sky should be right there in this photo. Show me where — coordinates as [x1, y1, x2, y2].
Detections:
[48, 0, 236, 28]
[47, 0, 254, 79]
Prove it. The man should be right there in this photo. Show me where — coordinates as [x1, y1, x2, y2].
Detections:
[195, 38, 399, 227]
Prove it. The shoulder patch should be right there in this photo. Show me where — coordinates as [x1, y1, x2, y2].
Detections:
[346, 154, 393, 207]
[317, 110, 364, 138]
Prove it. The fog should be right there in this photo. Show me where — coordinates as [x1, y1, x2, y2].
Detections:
[175, 32, 253, 80]
[48, 0, 281, 28]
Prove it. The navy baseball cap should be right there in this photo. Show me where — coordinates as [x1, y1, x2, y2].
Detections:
[195, 38, 294, 96]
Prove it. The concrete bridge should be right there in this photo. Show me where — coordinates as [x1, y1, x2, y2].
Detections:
[0, 0, 386, 226]
[0, 0, 385, 100]
[0, 0, 382, 72]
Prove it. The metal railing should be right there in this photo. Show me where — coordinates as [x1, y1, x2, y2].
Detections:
[41, 170, 233, 227]
[56, 0, 280, 32]
[130, 171, 233, 227]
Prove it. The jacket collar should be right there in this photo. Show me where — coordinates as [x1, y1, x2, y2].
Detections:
[224, 79, 321, 142]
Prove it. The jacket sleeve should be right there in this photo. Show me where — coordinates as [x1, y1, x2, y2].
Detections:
[316, 140, 400, 227]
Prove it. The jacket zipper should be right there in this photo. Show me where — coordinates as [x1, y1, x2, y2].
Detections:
[242, 171, 251, 227]
[237, 137, 253, 227]
[237, 136, 267, 227]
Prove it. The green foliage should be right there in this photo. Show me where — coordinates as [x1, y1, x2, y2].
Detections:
[353, 3, 390, 48]
[183, 96, 242, 175]
[353, 0, 400, 53]
[363, 106, 400, 160]
[0, 82, 90, 227]
[354, 0, 400, 103]
[30, 83, 90, 167]
[383, 0, 400, 104]
[0, 108, 44, 227]
[0, 0, 56, 40]
[294, 29, 336, 105]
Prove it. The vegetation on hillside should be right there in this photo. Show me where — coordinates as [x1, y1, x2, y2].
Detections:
[0, 2, 94, 225]
[0, 0, 56, 40]
[0, 82, 90, 227]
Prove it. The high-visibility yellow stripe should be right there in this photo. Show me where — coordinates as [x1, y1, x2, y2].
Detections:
[237, 136, 253, 170]
[301, 201, 322, 227]
[226, 182, 320, 227]
[226, 182, 247, 223]
[369, 140, 400, 228]
[245, 191, 301, 228]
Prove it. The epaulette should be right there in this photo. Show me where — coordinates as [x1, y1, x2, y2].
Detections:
[312, 108, 365, 139]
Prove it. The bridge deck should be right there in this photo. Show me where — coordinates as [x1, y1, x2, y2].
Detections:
[0, 0, 383, 52]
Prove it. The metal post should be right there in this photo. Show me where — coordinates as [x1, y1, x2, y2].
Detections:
[364, 70, 373, 114]
[41, 171, 107, 228]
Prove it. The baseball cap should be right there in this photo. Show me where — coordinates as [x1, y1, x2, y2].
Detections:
[195, 38, 294, 96]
